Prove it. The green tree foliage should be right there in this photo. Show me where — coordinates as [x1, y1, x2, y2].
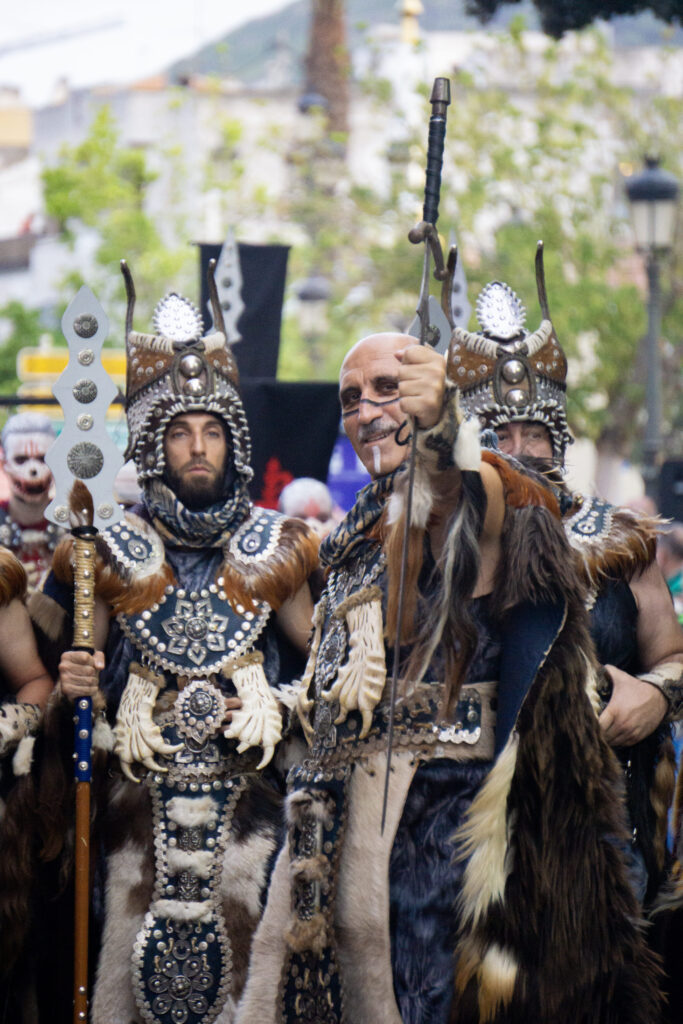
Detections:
[272, 23, 682, 456]
[467, 0, 682, 38]
[41, 106, 194, 325]
[0, 302, 44, 396]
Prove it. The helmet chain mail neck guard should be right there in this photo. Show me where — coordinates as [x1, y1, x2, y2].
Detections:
[447, 242, 572, 462]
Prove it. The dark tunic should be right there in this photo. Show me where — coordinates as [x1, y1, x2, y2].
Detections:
[389, 596, 502, 1024]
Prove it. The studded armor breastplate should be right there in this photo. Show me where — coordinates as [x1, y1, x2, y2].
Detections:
[101, 512, 274, 680]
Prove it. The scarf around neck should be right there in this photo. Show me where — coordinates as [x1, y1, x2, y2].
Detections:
[319, 470, 397, 568]
[144, 477, 252, 549]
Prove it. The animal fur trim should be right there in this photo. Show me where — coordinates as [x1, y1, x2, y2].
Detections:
[12, 734, 35, 776]
[482, 449, 560, 516]
[92, 714, 115, 752]
[0, 548, 27, 606]
[386, 460, 434, 531]
[415, 380, 464, 473]
[27, 588, 68, 643]
[167, 849, 213, 879]
[454, 416, 482, 472]
[478, 944, 519, 1022]
[322, 588, 386, 738]
[167, 794, 218, 828]
[290, 854, 330, 884]
[222, 653, 282, 768]
[565, 501, 659, 590]
[113, 663, 182, 782]
[454, 590, 663, 1023]
[286, 789, 333, 830]
[284, 912, 327, 955]
[53, 514, 318, 619]
[456, 733, 518, 930]
[0, 702, 41, 756]
[219, 516, 319, 614]
[150, 898, 212, 924]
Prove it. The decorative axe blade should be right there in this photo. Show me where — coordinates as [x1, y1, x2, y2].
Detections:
[208, 228, 244, 342]
[407, 295, 453, 355]
[45, 285, 124, 532]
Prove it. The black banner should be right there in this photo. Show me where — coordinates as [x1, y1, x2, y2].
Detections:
[198, 241, 289, 379]
[241, 380, 340, 508]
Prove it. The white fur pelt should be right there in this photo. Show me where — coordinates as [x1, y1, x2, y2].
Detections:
[335, 749, 416, 1024]
[233, 845, 292, 1024]
[236, 750, 417, 1024]
[92, 838, 150, 1024]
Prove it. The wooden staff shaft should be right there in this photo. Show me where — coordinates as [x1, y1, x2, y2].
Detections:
[73, 781, 90, 1024]
[72, 529, 97, 1024]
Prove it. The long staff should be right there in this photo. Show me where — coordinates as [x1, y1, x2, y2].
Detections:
[381, 78, 451, 832]
[45, 287, 123, 1023]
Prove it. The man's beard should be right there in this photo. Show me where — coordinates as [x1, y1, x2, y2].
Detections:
[164, 461, 226, 510]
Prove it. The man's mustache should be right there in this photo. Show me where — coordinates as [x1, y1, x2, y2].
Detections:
[357, 417, 398, 444]
[179, 459, 216, 474]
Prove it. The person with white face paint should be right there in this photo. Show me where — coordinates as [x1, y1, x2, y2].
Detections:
[0, 413, 63, 589]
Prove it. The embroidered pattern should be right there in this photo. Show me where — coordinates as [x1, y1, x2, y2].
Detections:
[102, 512, 165, 577]
[118, 583, 269, 678]
[131, 716, 249, 1024]
[564, 496, 614, 545]
[227, 507, 285, 563]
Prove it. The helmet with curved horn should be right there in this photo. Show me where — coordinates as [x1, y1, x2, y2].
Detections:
[122, 259, 252, 483]
[446, 242, 572, 461]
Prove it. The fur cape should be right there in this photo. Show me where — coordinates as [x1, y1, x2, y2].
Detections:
[237, 456, 662, 1024]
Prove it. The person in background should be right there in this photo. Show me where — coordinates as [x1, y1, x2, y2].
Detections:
[0, 412, 63, 590]
[278, 476, 343, 540]
[657, 522, 683, 622]
[455, 258, 683, 909]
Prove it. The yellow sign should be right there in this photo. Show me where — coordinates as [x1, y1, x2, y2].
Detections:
[17, 384, 125, 421]
[17, 347, 127, 383]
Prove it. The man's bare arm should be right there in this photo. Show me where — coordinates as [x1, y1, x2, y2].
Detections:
[275, 584, 314, 655]
[599, 561, 683, 745]
[0, 599, 53, 708]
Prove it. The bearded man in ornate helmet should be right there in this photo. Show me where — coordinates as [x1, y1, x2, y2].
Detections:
[26, 262, 319, 1024]
[453, 242, 683, 908]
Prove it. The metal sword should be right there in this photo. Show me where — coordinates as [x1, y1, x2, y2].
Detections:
[380, 77, 451, 833]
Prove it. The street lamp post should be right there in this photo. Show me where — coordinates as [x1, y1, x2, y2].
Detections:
[625, 156, 680, 502]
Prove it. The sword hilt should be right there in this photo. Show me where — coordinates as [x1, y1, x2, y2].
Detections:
[423, 78, 451, 226]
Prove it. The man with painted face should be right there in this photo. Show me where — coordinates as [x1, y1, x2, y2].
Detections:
[237, 321, 662, 1023]
[0, 412, 63, 589]
[18, 268, 319, 1024]
[453, 244, 683, 907]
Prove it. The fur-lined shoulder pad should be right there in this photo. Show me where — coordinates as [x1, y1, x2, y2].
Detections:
[564, 495, 658, 589]
[220, 508, 319, 612]
[99, 512, 165, 581]
[0, 546, 27, 606]
[51, 507, 319, 618]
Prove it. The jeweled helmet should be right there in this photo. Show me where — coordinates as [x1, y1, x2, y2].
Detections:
[447, 242, 572, 462]
[121, 260, 252, 484]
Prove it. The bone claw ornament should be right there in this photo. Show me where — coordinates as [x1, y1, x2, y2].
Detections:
[223, 656, 283, 769]
[322, 651, 385, 739]
[322, 595, 386, 739]
[114, 668, 182, 783]
[223, 702, 282, 770]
